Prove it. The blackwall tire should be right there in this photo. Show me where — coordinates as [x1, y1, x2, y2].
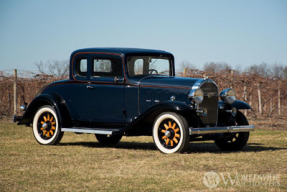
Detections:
[214, 111, 250, 151]
[153, 112, 189, 154]
[32, 105, 63, 145]
[95, 134, 122, 145]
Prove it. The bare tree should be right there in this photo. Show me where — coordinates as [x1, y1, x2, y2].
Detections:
[35, 61, 45, 74]
[271, 64, 285, 79]
[248, 63, 271, 77]
[35, 60, 69, 78]
[204, 62, 232, 74]
[283, 66, 287, 79]
[179, 61, 196, 71]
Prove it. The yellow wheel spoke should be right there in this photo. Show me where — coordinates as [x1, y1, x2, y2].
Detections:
[51, 126, 56, 130]
[170, 140, 174, 147]
[174, 128, 179, 133]
[51, 121, 56, 125]
[162, 136, 167, 139]
[172, 123, 176, 129]
[43, 116, 47, 122]
[166, 139, 169, 145]
[47, 114, 50, 121]
[41, 121, 44, 125]
[175, 133, 180, 138]
[43, 130, 47, 136]
[40, 127, 44, 130]
[50, 130, 54, 136]
[47, 132, 50, 137]
[173, 138, 178, 144]
[168, 121, 172, 128]
[161, 129, 166, 133]
[164, 124, 169, 129]
[50, 116, 54, 122]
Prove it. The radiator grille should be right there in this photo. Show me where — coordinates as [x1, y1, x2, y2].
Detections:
[198, 81, 218, 127]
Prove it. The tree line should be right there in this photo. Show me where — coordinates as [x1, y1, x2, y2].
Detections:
[0, 61, 286, 118]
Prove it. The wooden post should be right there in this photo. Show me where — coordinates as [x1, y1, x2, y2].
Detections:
[13, 69, 17, 115]
[270, 99, 273, 116]
[8, 92, 11, 114]
[278, 87, 281, 115]
[258, 83, 262, 116]
[243, 84, 247, 116]
[230, 70, 234, 88]
[183, 68, 186, 77]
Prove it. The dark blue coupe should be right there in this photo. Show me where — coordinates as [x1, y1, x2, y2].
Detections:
[15, 48, 254, 153]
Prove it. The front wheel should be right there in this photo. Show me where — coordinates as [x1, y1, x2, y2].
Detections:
[214, 111, 250, 151]
[153, 112, 189, 154]
[32, 105, 63, 145]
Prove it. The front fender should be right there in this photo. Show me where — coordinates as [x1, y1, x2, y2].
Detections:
[218, 100, 252, 110]
[128, 101, 192, 128]
[142, 101, 192, 119]
[19, 94, 72, 126]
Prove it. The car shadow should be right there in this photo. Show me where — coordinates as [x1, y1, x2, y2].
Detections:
[59, 142, 287, 153]
[187, 142, 287, 153]
[59, 141, 157, 150]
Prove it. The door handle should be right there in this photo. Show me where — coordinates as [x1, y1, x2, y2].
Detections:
[86, 85, 93, 89]
[114, 76, 125, 83]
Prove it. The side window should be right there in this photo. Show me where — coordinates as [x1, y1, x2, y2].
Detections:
[92, 58, 122, 77]
[75, 58, 88, 77]
[94, 60, 112, 73]
[134, 59, 144, 75]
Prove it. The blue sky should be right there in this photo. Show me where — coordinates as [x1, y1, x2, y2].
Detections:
[0, 0, 286, 73]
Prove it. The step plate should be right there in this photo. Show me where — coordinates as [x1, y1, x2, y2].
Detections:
[61, 127, 122, 135]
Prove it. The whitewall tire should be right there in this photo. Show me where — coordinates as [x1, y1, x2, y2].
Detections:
[153, 112, 189, 154]
[32, 105, 63, 145]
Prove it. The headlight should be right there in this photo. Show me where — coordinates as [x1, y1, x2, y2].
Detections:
[220, 88, 236, 104]
[188, 88, 204, 104]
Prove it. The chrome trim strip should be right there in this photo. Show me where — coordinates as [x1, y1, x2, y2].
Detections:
[189, 125, 255, 135]
[191, 79, 218, 91]
[62, 128, 113, 135]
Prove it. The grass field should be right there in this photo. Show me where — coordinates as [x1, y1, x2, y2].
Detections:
[0, 119, 286, 192]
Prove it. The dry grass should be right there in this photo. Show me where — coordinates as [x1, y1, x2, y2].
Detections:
[0, 119, 286, 192]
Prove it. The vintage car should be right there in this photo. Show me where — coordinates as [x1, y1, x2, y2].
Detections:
[14, 48, 255, 153]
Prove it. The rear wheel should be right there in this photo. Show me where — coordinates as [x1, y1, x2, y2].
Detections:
[95, 134, 122, 145]
[153, 112, 189, 154]
[214, 111, 249, 151]
[32, 105, 63, 145]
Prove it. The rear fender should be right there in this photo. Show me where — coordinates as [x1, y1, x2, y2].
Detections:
[19, 94, 72, 127]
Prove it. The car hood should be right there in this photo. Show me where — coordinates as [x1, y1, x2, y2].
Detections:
[139, 76, 202, 89]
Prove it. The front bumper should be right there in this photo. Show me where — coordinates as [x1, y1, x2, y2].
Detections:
[13, 115, 22, 123]
[189, 125, 255, 135]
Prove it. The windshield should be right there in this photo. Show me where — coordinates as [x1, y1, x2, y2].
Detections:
[127, 56, 171, 77]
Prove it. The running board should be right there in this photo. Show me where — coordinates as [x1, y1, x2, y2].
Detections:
[61, 127, 123, 135]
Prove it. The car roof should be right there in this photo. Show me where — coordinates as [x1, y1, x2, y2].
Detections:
[71, 47, 172, 56]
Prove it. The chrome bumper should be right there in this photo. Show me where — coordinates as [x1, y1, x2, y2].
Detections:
[189, 125, 255, 135]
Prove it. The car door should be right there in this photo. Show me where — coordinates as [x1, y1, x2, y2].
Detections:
[68, 53, 126, 126]
[88, 54, 125, 125]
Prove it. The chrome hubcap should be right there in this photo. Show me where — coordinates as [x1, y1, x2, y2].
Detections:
[42, 123, 48, 129]
[165, 130, 171, 137]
